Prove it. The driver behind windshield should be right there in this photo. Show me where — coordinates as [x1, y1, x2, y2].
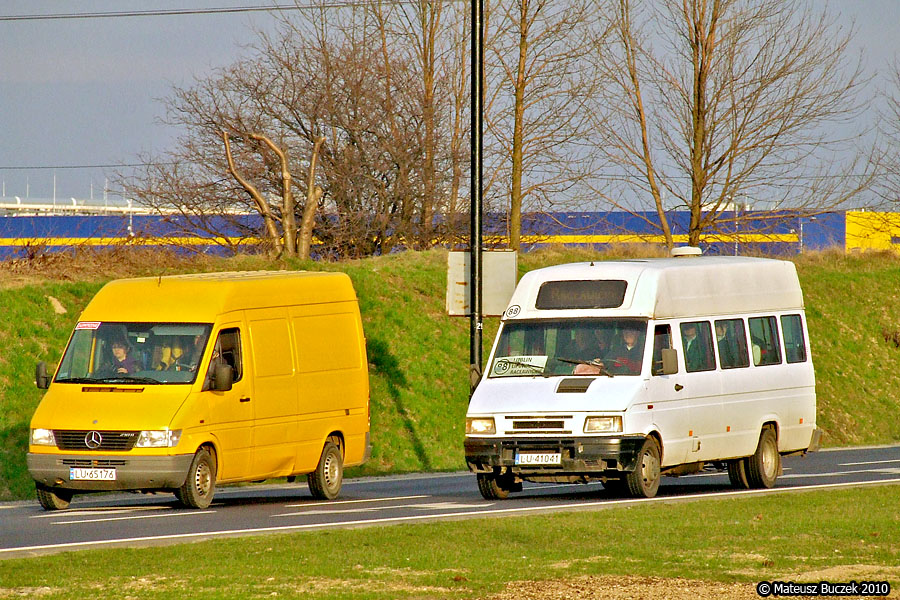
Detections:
[109, 339, 136, 375]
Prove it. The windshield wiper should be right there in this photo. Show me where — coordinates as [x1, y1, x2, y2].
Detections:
[91, 376, 161, 385]
[54, 377, 102, 384]
[557, 357, 614, 378]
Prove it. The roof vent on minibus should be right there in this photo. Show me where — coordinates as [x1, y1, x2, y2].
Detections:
[670, 246, 702, 258]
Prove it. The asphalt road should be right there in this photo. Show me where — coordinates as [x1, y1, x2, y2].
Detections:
[2, 444, 899, 559]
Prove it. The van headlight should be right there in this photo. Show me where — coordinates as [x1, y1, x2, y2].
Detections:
[31, 428, 56, 446]
[466, 417, 496, 435]
[584, 416, 623, 433]
[136, 429, 182, 448]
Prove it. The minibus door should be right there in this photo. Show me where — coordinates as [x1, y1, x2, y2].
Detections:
[646, 324, 690, 466]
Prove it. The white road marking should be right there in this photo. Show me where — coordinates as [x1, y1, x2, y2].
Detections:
[31, 506, 168, 519]
[3, 478, 898, 557]
[839, 459, 900, 466]
[281, 494, 427, 508]
[781, 467, 900, 479]
[51, 511, 218, 525]
[274, 501, 491, 518]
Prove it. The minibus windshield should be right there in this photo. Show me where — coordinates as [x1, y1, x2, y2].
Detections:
[54, 322, 213, 385]
[489, 318, 648, 378]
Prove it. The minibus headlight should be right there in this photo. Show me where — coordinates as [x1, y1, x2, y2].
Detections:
[466, 417, 496, 435]
[584, 416, 623, 433]
[31, 428, 56, 446]
[136, 429, 182, 448]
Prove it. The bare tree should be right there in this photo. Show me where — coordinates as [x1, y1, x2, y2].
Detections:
[591, 0, 875, 249]
[483, 0, 604, 250]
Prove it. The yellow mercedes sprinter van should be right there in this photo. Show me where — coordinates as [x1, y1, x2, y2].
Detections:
[28, 270, 370, 510]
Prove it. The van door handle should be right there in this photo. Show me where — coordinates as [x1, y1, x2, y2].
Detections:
[674, 384, 684, 392]
[239, 397, 251, 403]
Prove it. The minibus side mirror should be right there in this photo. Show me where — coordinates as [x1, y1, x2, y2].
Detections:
[659, 348, 678, 375]
[35, 361, 51, 389]
[213, 364, 233, 392]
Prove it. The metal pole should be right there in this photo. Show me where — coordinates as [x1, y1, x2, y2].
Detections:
[469, 0, 484, 395]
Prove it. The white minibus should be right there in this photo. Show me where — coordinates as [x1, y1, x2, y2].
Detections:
[464, 252, 822, 499]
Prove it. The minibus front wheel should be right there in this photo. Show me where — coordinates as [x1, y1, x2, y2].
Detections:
[177, 447, 217, 509]
[36, 483, 73, 511]
[625, 437, 661, 498]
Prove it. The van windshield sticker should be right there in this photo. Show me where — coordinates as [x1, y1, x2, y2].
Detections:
[535, 280, 627, 310]
[75, 321, 101, 330]
[491, 355, 548, 377]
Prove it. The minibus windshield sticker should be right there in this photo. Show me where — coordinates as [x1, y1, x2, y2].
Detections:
[491, 355, 548, 377]
[75, 321, 101, 330]
[535, 280, 627, 310]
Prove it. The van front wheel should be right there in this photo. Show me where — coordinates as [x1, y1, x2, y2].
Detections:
[178, 447, 216, 509]
[625, 437, 661, 498]
[36, 484, 73, 511]
[476, 473, 511, 500]
[309, 441, 343, 500]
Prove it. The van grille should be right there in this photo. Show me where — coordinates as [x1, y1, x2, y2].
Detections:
[54, 430, 139, 451]
[505, 416, 572, 435]
[61, 459, 127, 467]
[513, 420, 564, 430]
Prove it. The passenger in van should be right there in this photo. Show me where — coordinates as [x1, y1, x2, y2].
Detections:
[682, 323, 706, 371]
[569, 328, 612, 375]
[606, 327, 644, 374]
[716, 322, 737, 368]
[109, 340, 137, 375]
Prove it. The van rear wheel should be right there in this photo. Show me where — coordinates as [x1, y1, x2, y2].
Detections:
[308, 440, 343, 500]
[625, 437, 661, 498]
[746, 427, 780, 489]
[36, 484, 73, 511]
[178, 447, 216, 509]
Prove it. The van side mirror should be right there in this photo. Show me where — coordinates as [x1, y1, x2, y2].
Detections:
[35, 361, 51, 389]
[213, 364, 233, 392]
[659, 348, 678, 375]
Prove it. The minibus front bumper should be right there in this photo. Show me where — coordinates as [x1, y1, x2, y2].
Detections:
[464, 435, 648, 475]
[27, 452, 194, 491]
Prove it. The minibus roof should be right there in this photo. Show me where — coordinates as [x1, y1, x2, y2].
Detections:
[80, 270, 357, 322]
[503, 256, 804, 320]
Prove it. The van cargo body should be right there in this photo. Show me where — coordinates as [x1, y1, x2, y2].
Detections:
[464, 255, 821, 499]
[28, 270, 369, 510]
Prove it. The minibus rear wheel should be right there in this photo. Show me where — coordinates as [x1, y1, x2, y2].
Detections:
[746, 427, 780, 488]
[177, 447, 217, 509]
[625, 437, 661, 498]
[727, 459, 750, 489]
[36, 484, 73, 511]
[309, 440, 343, 500]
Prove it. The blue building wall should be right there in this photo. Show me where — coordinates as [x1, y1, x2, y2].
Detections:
[0, 210, 861, 259]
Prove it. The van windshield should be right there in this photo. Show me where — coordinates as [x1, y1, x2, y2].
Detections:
[54, 322, 213, 385]
[489, 318, 648, 378]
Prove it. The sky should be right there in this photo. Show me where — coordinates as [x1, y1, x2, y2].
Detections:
[0, 0, 899, 203]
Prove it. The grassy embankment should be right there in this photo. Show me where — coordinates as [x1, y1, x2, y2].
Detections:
[1, 248, 899, 502]
[0, 486, 897, 598]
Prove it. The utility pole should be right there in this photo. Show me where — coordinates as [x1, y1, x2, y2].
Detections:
[469, 0, 484, 396]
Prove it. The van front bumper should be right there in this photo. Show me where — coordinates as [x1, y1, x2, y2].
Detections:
[27, 453, 194, 491]
[464, 435, 648, 475]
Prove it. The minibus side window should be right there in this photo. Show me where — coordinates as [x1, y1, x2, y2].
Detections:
[748, 316, 781, 366]
[781, 314, 807, 363]
[714, 319, 750, 369]
[680, 321, 715, 372]
[651, 324, 673, 375]
[204, 328, 243, 390]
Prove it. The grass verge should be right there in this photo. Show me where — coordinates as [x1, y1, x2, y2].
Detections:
[0, 485, 897, 598]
